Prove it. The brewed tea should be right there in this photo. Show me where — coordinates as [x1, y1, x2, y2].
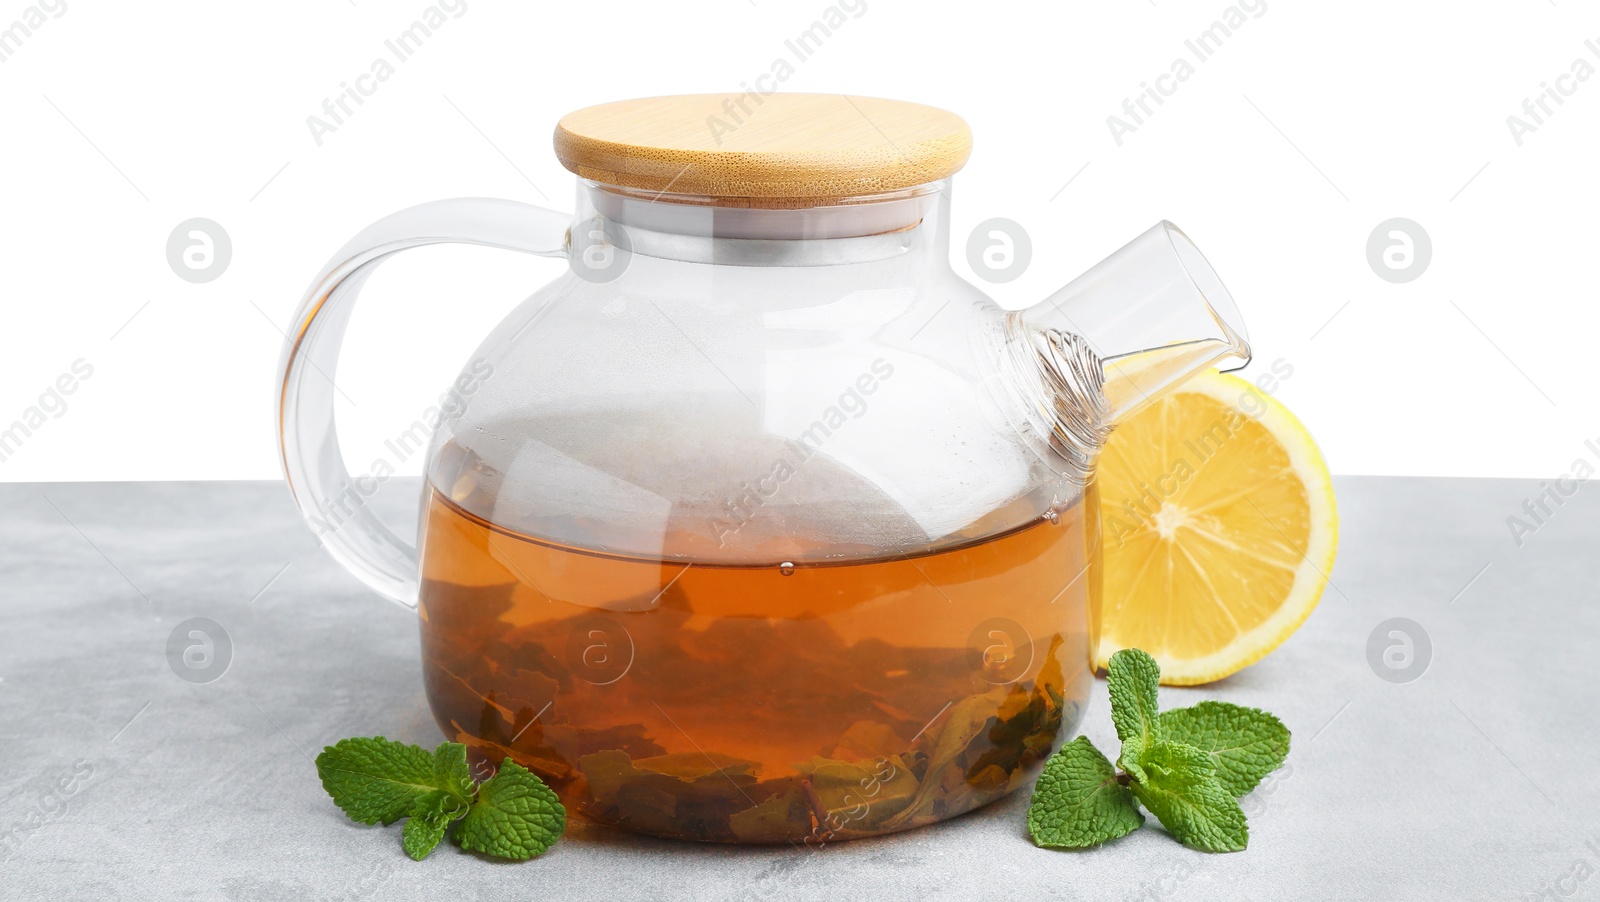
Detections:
[417, 469, 1098, 843]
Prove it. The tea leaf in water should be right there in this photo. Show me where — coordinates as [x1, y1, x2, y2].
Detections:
[576, 749, 766, 841]
[881, 687, 1007, 828]
[728, 784, 812, 843]
[629, 752, 760, 782]
[800, 755, 919, 829]
[968, 685, 1062, 779]
[830, 721, 905, 760]
[452, 723, 578, 786]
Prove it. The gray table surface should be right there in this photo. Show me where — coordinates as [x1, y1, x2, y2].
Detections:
[1, 475, 1596, 901]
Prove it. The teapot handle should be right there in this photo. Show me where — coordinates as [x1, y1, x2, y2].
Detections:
[275, 198, 570, 607]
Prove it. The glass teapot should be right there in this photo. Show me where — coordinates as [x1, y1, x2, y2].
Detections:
[276, 94, 1250, 844]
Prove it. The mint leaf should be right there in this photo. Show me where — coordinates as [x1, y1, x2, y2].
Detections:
[1107, 648, 1162, 745]
[454, 760, 566, 860]
[1160, 701, 1290, 797]
[430, 741, 476, 805]
[1027, 737, 1144, 849]
[1124, 739, 1248, 853]
[317, 737, 453, 826]
[401, 792, 465, 861]
[1117, 733, 1149, 778]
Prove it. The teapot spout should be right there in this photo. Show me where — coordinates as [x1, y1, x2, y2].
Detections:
[997, 222, 1250, 478]
[1020, 221, 1251, 426]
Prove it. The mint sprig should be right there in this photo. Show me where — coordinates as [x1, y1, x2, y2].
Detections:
[316, 736, 565, 861]
[1027, 649, 1289, 853]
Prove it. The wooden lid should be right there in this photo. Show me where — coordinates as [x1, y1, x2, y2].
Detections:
[554, 94, 971, 206]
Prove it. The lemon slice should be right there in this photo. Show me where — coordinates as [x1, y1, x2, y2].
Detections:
[1093, 370, 1337, 685]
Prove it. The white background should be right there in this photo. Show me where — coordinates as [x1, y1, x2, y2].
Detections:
[1, 0, 1596, 482]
